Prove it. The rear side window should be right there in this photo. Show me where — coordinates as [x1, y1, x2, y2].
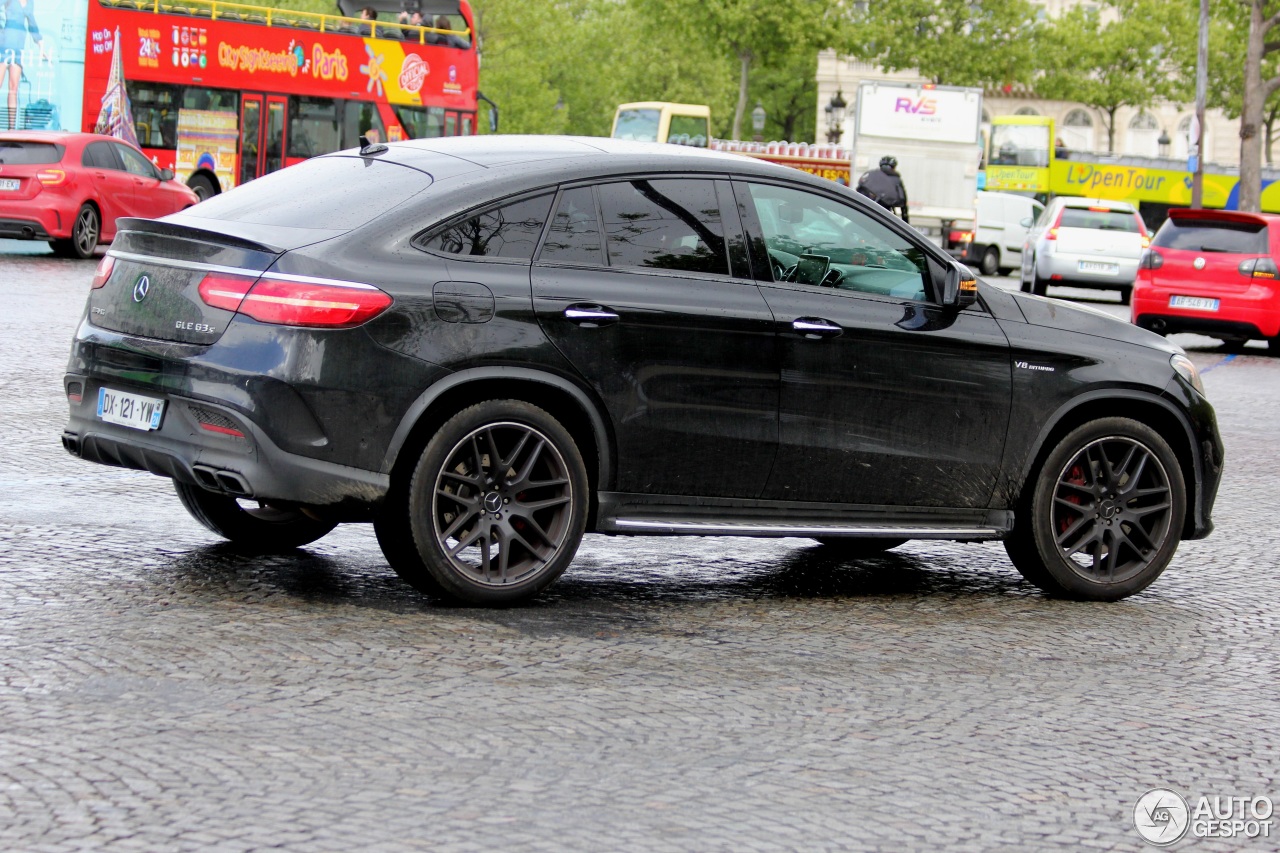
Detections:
[1152, 218, 1269, 254]
[190, 156, 431, 230]
[1060, 208, 1139, 232]
[83, 142, 120, 170]
[0, 140, 63, 164]
[598, 179, 728, 276]
[540, 187, 604, 265]
[417, 194, 553, 260]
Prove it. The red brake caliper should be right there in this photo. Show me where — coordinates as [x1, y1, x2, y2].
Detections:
[1059, 464, 1086, 535]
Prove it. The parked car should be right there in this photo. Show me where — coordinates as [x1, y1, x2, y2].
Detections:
[1132, 208, 1280, 352]
[1020, 196, 1148, 303]
[946, 190, 1044, 276]
[61, 137, 1222, 606]
[0, 130, 198, 259]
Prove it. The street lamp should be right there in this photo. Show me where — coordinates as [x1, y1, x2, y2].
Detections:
[751, 103, 766, 142]
[1158, 129, 1171, 158]
[825, 90, 847, 144]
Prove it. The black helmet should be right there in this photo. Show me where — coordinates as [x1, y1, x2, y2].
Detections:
[880, 156, 898, 169]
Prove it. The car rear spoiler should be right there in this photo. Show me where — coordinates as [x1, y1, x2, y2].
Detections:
[115, 217, 285, 256]
[1168, 208, 1273, 227]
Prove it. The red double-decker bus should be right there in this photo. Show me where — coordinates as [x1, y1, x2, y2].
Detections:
[82, 0, 481, 198]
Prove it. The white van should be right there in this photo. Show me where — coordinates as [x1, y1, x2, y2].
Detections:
[946, 191, 1044, 276]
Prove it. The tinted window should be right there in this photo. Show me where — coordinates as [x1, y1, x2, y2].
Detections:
[540, 187, 603, 265]
[419, 194, 553, 260]
[0, 140, 63, 164]
[115, 144, 157, 178]
[1153, 218, 1269, 254]
[598, 179, 728, 275]
[190, 156, 431, 229]
[744, 182, 928, 300]
[1060, 208, 1139, 232]
[83, 142, 120, 170]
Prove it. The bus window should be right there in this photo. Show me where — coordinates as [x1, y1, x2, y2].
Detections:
[667, 113, 708, 147]
[182, 88, 239, 114]
[989, 124, 1050, 167]
[126, 81, 180, 148]
[396, 105, 445, 138]
[341, 101, 385, 148]
[265, 97, 286, 173]
[445, 112, 457, 136]
[289, 96, 340, 158]
[613, 108, 661, 142]
[461, 114, 473, 136]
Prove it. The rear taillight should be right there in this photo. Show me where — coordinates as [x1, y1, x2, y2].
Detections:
[37, 169, 66, 186]
[198, 273, 257, 312]
[198, 273, 392, 328]
[91, 255, 115, 288]
[1139, 249, 1163, 270]
[949, 230, 974, 244]
[1238, 257, 1279, 279]
[1045, 207, 1064, 241]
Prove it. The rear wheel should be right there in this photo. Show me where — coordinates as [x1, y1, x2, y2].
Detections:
[386, 400, 589, 605]
[173, 481, 338, 550]
[814, 537, 908, 556]
[1004, 418, 1185, 600]
[1119, 285, 1133, 306]
[50, 204, 100, 259]
[979, 246, 1000, 277]
[1030, 258, 1050, 296]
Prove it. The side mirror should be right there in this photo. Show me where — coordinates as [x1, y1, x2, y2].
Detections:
[942, 264, 979, 309]
[1019, 216, 1033, 228]
[159, 168, 175, 181]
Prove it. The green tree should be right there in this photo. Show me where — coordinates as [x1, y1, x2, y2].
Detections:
[850, 0, 1041, 89]
[749, 47, 818, 143]
[1233, 0, 1280, 210]
[1036, 0, 1192, 154]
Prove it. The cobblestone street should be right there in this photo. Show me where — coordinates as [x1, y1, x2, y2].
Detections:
[2, 243, 1278, 851]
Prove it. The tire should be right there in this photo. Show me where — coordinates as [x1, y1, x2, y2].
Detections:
[50, 204, 100, 259]
[395, 400, 589, 605]
[1019, 255, 1033, 292]
[1030, 258, 1049, 297]
[174, 481, 338, 550]
[1119, 285, 1132, 306]
[1004, 417, 1185, 601]
[188, 174, 217, 201]
[979, 246, 1000, 277]
[1269, 336, 1280, 354]
[814, 537, 908, 556]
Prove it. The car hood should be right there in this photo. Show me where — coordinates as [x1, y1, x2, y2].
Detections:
[1009, 291, 1180, 354]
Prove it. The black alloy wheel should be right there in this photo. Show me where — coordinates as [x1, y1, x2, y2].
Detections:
[51, 204, 100, 259]
[1005, 418, 1185, 601]
[403, 401, 588, 605]
[173, 481, 338, 550]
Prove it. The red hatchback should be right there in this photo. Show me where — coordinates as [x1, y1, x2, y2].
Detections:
[0, 131, 199, 259]
[1132, 208, 1280, 352]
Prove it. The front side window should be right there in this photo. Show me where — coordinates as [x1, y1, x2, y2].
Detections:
[115, 143, 157, 178]
[418, 194, 553, 260]
[743, 182, 929, 300]
[539, 187, 603, 265]
[598, 179, 728, 276]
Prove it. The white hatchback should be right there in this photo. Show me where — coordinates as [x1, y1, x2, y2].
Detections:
[1020, 197, 1149, 303]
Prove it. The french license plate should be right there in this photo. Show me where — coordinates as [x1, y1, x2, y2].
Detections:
[97, 387, 165, 431]
[0, 178, 19, 191]
[1078, 260, 1119, 275]
[1170, 295, 1220, 312]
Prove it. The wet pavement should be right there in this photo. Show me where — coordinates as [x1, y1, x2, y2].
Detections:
[2, 240, 1278, 851]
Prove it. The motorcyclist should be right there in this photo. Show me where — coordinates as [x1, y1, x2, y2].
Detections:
[856, 155, 909, 223]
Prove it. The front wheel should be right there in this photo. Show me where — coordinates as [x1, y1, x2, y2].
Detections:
[173, 481, 338, 550]
[393, 400, 589, 605]
[1004, 418, 1185, 601]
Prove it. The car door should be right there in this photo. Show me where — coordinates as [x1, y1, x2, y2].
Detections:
[112, 142, 167, 219]
[81, 141, 135, 232]
[531, 177, 779, 498]
[735, 179, 1013, 508]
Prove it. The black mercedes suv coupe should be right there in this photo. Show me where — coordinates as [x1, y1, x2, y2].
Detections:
[62, 137, 1223, 605]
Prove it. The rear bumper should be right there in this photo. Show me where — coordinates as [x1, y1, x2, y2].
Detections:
[1038, 251, 1139, 287]
[0, 215, 57, 241]
[62, 374, 389, 509]
[1132, 276, 1280, 339]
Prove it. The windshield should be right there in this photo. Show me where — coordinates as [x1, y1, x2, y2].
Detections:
[989, 124, 1050, 167]
[1153, 219, 1269, 253]
[613, 109, 661, 142]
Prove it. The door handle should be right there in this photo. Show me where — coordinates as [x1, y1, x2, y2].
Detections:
[791, 317, 843, 339]
[564, 304, 619, 327]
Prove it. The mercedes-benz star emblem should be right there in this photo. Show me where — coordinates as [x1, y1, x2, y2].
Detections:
[484, 492, 503, 513]
[1193, 257, 1206, 270]
[132, 274, 151, 303]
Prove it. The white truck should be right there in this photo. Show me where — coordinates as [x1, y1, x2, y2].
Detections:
[850, 80, 984, 244]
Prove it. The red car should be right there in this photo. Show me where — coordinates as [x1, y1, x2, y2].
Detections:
[0, 131, 199, 259]
[1132, 208, 1280, 352]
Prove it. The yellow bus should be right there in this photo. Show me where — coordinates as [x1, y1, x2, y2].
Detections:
[611, 102, 711, 147]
